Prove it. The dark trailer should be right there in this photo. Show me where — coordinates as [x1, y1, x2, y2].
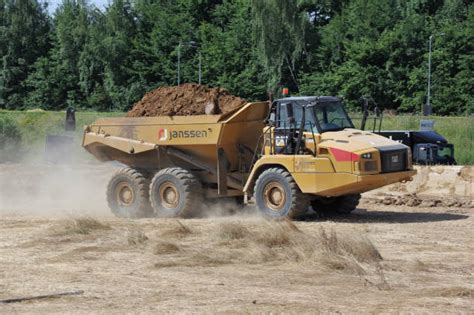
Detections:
[359, 99, 456, 165]
[375, 130, 455, 165]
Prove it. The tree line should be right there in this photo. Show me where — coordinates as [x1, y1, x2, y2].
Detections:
[0, 0, 472, 114]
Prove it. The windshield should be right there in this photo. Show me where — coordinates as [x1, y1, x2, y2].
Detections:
[311, 101, 354, 132]
[435, 145, 454, 159]
[276, 99, 354, 133]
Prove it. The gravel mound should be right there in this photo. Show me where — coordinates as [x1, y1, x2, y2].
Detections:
[127, 83, 246, 117]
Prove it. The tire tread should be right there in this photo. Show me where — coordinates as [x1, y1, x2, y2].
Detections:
[254, 167, 309, 219]
[149, 167, 202, 217]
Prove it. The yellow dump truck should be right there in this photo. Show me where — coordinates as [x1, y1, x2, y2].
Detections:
[82, 96, 416, 219]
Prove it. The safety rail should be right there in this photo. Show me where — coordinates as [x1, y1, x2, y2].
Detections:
[248, 120, 317, 173]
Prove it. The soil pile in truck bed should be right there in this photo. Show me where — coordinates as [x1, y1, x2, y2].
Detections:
[127, 83, 247, 117]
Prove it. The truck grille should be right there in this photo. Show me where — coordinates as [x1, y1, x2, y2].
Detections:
[363, 161, 377, 172]
[379, 146, 408, 173]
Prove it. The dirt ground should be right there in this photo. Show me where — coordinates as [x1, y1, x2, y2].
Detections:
[0, 164, 473, 313]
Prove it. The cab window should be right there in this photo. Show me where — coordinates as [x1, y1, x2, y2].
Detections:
[277, 102, 315, 132]
[277, 102, 290, 128]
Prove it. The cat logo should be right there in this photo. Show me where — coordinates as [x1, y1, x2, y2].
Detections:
[158, 128, 168, 141]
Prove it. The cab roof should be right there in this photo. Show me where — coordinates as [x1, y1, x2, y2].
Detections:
[275, 96, 340, 103]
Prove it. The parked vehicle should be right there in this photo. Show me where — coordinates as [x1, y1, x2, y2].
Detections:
[360, 98, 456, 165]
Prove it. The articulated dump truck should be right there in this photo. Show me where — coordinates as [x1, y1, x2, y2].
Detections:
[82, 96, 416, 219]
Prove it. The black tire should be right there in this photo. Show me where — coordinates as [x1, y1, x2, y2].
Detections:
[149, 167, 203, 218]
[311, 194, 361, 215]
[254, 167, 309, 219]
[106, 167, 152, 218]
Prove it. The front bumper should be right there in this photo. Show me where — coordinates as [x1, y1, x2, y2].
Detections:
[356, 169, 417, 192]
[310, 169, 417, 197]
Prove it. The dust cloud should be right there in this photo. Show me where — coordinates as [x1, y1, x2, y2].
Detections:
[0, 158, 118, 217]
[0, 145, 258, 218]
[0, 143, 258, 218]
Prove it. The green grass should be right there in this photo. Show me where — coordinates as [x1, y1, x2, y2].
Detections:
[0, 110, 124, 162]
[0, 109, 123, 144]
[1, 110, 473, 164]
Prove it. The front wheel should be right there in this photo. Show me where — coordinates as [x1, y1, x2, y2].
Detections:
[254, 168, 309, 219]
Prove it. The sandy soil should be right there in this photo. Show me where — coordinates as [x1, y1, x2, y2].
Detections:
[0, 164, 473, 313]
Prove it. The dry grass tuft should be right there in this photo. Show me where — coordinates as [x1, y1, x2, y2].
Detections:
[153, 220, 383, 275]
[127, 229, 149, 246]
[215, 220, 299, 247]
[191, 251, 235, 266]
[154, 241, 180, 255]
[411, 259, 430, 272]
[160, 220, 193, 237]
[242, 243, 278, 264]
[212, 220, 308, 264]
[437, 287, 474, 298]
[280, 219, 301, 232]
[55, 218, 111, 235]
[254, 226, 291, 247]
[252, 221, 300, 248]
[423, 287, 474, 298]
[313, 227, 382, 274]
[319, 227, 382, 263]
[318, 255, 365, 274]
[217, 221, 250, 240]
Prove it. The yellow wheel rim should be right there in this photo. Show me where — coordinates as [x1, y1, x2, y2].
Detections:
[263, 181, 286, 211]
[116, 182, 135, 206]
[159, 181, 180, 209]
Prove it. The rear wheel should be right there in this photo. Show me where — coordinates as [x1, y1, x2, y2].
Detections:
[254, 168, 309, 219]
[149, 167, 203, 218]
[311, 194, 361, 215]
[106, 167, 152, 218]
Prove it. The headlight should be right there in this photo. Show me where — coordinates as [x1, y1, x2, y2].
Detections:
[361, 153, 373, 159]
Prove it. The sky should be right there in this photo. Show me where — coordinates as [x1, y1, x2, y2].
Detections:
[46, 0, 109, 13]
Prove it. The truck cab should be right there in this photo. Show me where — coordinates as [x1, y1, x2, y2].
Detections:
[244, 96, 416, 218]
[271, 96, 353, 132]
[268, 96, 354, 154]
[413, 141, 455, 165]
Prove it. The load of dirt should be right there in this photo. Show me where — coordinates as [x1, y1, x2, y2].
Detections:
[127, 83, 247, 117]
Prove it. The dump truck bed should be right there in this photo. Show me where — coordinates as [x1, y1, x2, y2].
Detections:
[83, 102, 269, 192]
